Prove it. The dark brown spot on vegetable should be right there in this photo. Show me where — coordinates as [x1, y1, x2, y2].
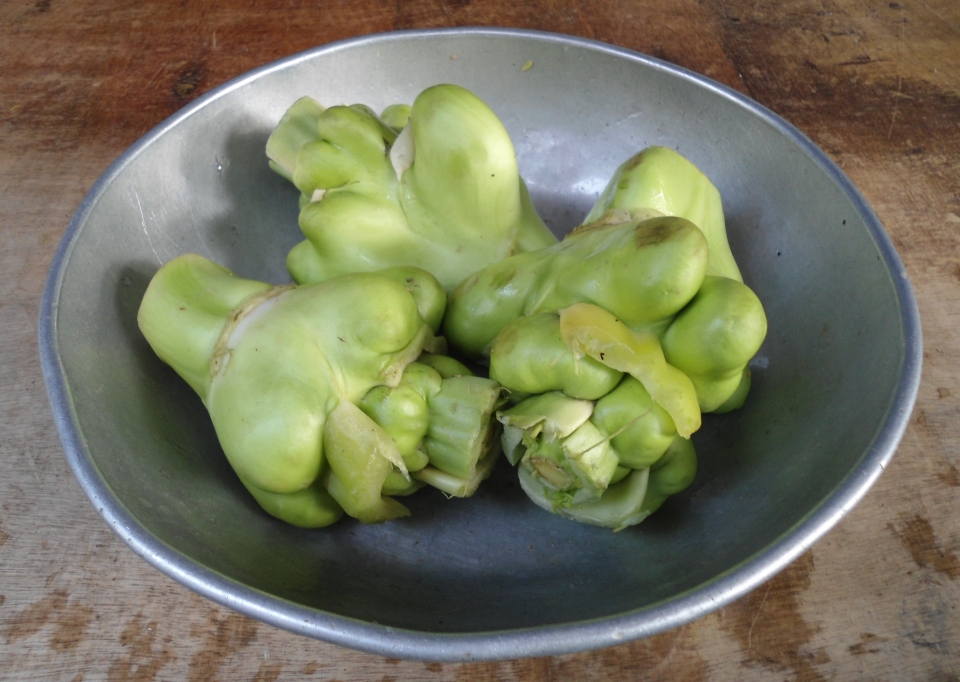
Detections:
[633, 218, 680, 248]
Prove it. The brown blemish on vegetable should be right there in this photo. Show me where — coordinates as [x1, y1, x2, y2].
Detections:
[889, 513, 960, 579]
[937, 387, 951, 398]
[848, 632, 888, 655]
[107, 614, 175, 682]
[425, 662, 442, 672]
[633, 219, 677, 249]
[302, 661, 319, 674]
[722, 551, 830, 681]
[0, 520, 8, 549]
[491, 324, 518, 355]
[936, 462, 960, 488]
[187, 609, 258, 682]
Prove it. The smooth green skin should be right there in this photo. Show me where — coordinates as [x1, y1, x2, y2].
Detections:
[380, 103, 412, 131]
[265, 96, 326, 180]
[323, 400, 410, 523]
[415, 352, 472, 378]
[591, 376, 677, 470]
[714, 368, 752, 414]
[136, 254, 272, 397]
[241, 478, 344, 529]
[489, 313, 623, 401]
[138, 255, 449, 527]
[444, 216, 709, 357]
[584, 146, 743, 282]
[364, 265, 446, 334]
[639, 435, 698, 518]
[359, 362, 441, 472]
[662, 276, 768, 412]
[205, 271, 429, 494]
[559, 302, 701, 439]
[381, 470, 426, 496]
[270, 84, 557, 292]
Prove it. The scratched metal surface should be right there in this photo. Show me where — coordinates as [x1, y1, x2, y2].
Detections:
[3, 0, 960, 678]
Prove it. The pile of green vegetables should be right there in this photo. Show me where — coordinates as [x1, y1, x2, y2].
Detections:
[138, 84, 766, 531]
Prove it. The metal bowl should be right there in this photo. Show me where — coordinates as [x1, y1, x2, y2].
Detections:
[39, 28, 922, 661]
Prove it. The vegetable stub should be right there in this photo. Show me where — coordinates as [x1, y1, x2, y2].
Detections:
[137, 254, 504, 527]
[267, 84, 558, 292]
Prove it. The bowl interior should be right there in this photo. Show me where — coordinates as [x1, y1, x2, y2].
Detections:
[47, 30, 914, 656]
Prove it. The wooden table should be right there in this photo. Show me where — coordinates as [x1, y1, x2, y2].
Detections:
[2, 0, 958, 679]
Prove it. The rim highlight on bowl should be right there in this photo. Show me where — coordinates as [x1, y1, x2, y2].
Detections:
[40, 28, 922, 661]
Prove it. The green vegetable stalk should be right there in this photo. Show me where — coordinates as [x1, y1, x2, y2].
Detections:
[267, 84, 557, 292]
[138, 254, 503, 527]
[584, 146, 742, 282]
[444, 214, 710, 358]
[444, 147, 767, 529]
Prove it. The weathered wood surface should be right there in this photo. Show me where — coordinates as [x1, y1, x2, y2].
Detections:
[2, 0, 959, 679]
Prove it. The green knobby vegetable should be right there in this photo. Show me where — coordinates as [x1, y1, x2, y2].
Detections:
[518, 435, 697, 531]
[137, 254, 501, 527]
[500, 383, 697, 530]
[446, 213, 767, 418]
[450, 197, 764, 528]
[444, 215, 710, 358]
[489, 312, 623, 402]
[266, 84, 557, 291]
[559, 302, 700, 438]
[584, 146, 742, 282]
[360, 357, 506, 499]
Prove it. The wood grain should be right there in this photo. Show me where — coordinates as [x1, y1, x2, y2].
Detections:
[2, 0, 959, 679]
